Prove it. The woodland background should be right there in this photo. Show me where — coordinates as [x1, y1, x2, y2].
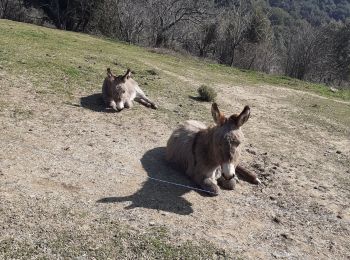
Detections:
[1, 0, 349, 87]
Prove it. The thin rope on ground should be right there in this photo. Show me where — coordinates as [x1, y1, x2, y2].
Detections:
[1, 138, 218, 195]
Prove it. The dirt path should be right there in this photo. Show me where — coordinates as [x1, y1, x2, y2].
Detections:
[1, 68, 350, 259]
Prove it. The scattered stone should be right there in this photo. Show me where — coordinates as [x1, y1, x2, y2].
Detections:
[269, 196, 276, 201]
[63, 147, 70, 151]
[28, 128, 33, 132]
[246, 148, 256, 155]
[336, 150, 342, 154]
[280, 233, 289, 239]
[88, 143, 93, 147]
[253, 163, 265, 172]
[311, 104, 318, 108]
[149, 221, 155, 226]
[272, 216, 281, 224]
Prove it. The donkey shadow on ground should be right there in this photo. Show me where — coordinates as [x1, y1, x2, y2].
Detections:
[80, 93, 116, 113]
[97, 147, 210, 215]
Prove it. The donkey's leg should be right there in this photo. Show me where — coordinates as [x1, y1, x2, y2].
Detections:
[236, 165, 261, 185]
[134, 97, 152, 108]
[217, 176, 236, 190]
[136, 91, 157, 109]
[106, 99, 118, 111]
[193, 172, 220, 195]
[201, 177, 220, 195]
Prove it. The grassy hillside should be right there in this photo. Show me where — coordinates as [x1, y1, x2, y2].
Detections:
[0, 19, 349, 103]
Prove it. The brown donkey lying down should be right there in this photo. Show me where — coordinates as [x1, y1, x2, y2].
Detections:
[102, 68, 157, 111]
[166, 103, 261, 195]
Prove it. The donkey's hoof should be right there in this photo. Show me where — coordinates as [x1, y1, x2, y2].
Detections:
[218, 178, 236, 190]
[151, 104, 158, 110]
[201, 184, 220, 196]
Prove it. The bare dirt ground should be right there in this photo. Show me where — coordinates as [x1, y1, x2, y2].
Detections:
[1, 62, 350, 259]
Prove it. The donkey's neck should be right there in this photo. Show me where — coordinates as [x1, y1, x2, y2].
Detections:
[197, 125, 220, 166]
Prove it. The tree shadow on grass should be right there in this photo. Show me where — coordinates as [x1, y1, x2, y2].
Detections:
[80, 93, 116, 113]
[97, 147, 204, 215]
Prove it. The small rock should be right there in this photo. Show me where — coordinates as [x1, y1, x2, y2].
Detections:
[246, 148, 256, 155]
[272, 216, 281, 224]
[280, 233, 289, 239]
[63, 147, 70, 151]
[253, 163, 265, 172]
[28, 129, 33, 132]
[269, 196, 276, 201]
[336, 150, 342, 154]
[149, 221, 155, 226]
[311, 104, 318, 108]
[330, 87, 338, 93]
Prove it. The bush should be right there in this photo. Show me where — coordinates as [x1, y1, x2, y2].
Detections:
[146, 69, 158, 75]
[197, 85, 217, 102]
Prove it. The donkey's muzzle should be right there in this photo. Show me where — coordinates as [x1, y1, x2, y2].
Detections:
[221, 162, 236, 180]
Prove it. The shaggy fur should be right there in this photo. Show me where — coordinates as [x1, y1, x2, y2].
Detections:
[166, 103, 260, 195]
[102, 68, 157, 111]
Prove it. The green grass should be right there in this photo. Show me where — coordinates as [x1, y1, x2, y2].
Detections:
[0, 19, 349, 103]
[0, 221, 230, 259]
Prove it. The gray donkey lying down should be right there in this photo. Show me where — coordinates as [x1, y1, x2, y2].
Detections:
[102, 68, 157, 111]
[166, 103, 261, 195]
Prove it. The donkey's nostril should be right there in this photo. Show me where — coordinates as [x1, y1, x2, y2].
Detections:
[221, 162, 236, 180]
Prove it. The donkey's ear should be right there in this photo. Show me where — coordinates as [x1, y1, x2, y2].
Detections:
[122, 68, 131, 82]
[107, 68, 112, 77]
[107, 68, 113, 78]
[211, 103, 226, 126]
[236, 105, 250, 127]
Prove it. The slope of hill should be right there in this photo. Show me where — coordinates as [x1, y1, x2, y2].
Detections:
[0, 19, 349, 259]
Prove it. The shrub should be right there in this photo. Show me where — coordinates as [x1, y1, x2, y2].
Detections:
[146, 69, 158, 75]
[197, 85, 217, 102]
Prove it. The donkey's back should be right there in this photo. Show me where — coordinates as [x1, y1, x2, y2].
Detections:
[166, 120, 206, 173]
